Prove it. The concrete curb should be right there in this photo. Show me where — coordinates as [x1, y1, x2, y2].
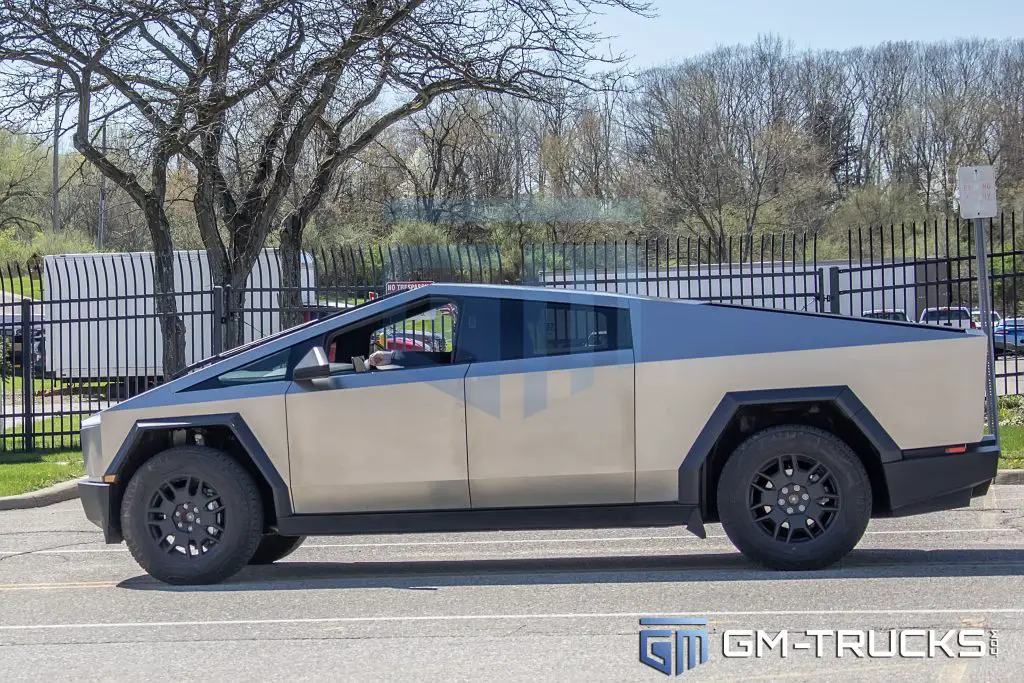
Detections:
[0, 478, 82, 511]
[995, 469, 1024, 485]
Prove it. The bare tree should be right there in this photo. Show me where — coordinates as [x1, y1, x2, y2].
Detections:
[381, 94, 482, 226]
[0, 130, 47, 231]
[199, 0, 654, 329]
[0, 0, 304, 373]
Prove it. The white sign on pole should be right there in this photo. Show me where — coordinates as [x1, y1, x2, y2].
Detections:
[958, 164, 1000, 442]
[385, 280, 433, 294]
[957, 165, 998, 219]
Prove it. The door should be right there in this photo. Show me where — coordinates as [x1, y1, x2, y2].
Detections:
[459, 297, 636, 508]
[285, 297, 471, 514]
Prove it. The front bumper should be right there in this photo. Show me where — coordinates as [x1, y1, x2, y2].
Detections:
[884, 436, 1000, 517]
[78, 480, 122, 544]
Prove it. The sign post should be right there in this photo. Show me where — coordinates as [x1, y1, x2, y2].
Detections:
[957, 165, 999, 443]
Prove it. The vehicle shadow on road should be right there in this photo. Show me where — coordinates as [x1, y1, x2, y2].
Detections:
[117, 547, 1024, 592]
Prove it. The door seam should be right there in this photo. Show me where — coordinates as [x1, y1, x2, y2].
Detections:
[632, 350, 637, 503]
[283, 381, 296, 513]
[463, 363, 473, 507]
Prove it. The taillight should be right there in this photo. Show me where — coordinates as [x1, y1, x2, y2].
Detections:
[945, 445, 968, 454]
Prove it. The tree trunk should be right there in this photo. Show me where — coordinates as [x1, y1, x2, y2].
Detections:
[147, 201, 186, 378]
[226, 276, 248, 349]
[279, 214, 305, 330]
[226, 216, 278, 348]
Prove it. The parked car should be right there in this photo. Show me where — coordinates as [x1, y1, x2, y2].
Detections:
[0, 313, 46, 376]
[993, 317, 1024, 355]
[370, 327, 446, 352]
[971, 308, 1002, 328]
[919, 306, 976, 329]
[77, 284, 999, 584]
[861, 308, 910, 322]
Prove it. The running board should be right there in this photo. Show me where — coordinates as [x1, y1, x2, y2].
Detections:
[275, 503, 701, 538]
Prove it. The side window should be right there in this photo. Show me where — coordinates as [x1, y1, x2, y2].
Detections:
[213, 348, 291, 385]
[372, 301, 457, 355]
[323, 297, 460, 373]
[520, 301, 631, 358]
[454, 297, 631, 363]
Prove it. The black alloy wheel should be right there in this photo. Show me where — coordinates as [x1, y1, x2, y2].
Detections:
[121, 447, 264, 585]
[748, 453, 841, 544]
[146, 475, 226, 558]
[717, 425, 871, 571]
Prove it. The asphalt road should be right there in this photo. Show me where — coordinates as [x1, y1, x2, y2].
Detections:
[0, 488, 1023, 682]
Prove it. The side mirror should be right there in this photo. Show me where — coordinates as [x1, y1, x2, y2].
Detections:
[293, 346, 331, 381]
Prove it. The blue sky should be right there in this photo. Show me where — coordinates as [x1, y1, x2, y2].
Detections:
[592, 0, 1024, 68]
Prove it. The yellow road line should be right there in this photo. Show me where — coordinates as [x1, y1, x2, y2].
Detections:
[0, 580, 120, 591]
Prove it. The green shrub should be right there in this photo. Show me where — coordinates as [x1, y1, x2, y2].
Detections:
[0, 226, 34, 264]
[30, 227, 96, 256]
[999, 394, 1024, 426]
[1000, 395, 1023, 409]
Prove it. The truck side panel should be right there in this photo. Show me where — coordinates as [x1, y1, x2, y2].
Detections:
[630, 299, 987, 503]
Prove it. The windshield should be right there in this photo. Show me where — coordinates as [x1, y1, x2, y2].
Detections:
[863, 311, 905, 321]
[922, 309, 970, 322]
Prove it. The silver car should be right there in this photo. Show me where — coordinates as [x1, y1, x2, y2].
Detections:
[77, 284, 999, 584]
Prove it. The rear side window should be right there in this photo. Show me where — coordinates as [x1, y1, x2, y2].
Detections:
[522, 301, 631, 358]
[455, 298, 631, 362]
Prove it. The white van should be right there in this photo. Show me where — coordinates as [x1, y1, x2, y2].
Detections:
[42, 249, 315, 381]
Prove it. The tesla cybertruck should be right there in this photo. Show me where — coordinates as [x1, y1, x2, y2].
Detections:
[77, 284, 998, 584]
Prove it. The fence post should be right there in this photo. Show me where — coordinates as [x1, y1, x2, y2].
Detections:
[223, 284, 234, 350]
[212, 285, 224, 356]
[828, 267, 841, 315]
[973, 218, 999, 443]
[815, 267, 825, 313]
[19, 298, 34, 451]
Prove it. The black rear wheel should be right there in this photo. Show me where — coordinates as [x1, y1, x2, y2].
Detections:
[120, 447, 264, 585]
[717, 425, 871, 571]
[249, 534, 306, 565]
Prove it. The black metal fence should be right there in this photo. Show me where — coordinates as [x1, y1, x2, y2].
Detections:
[520, 233, 822, 311]
[1, 215, 1022, 452]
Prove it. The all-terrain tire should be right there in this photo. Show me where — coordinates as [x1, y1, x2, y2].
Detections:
[249, 534, 306, 565]
[120, 446, 264, 585]
[717, 425, 872, 571]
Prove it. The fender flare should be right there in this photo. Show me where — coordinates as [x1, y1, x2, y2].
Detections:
[105, 412, 292, 519]
[677, 385, 901, 513]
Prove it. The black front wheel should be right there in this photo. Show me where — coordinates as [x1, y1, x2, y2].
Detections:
[120, 447, 264, 585]
[717, 425, 872, 571]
